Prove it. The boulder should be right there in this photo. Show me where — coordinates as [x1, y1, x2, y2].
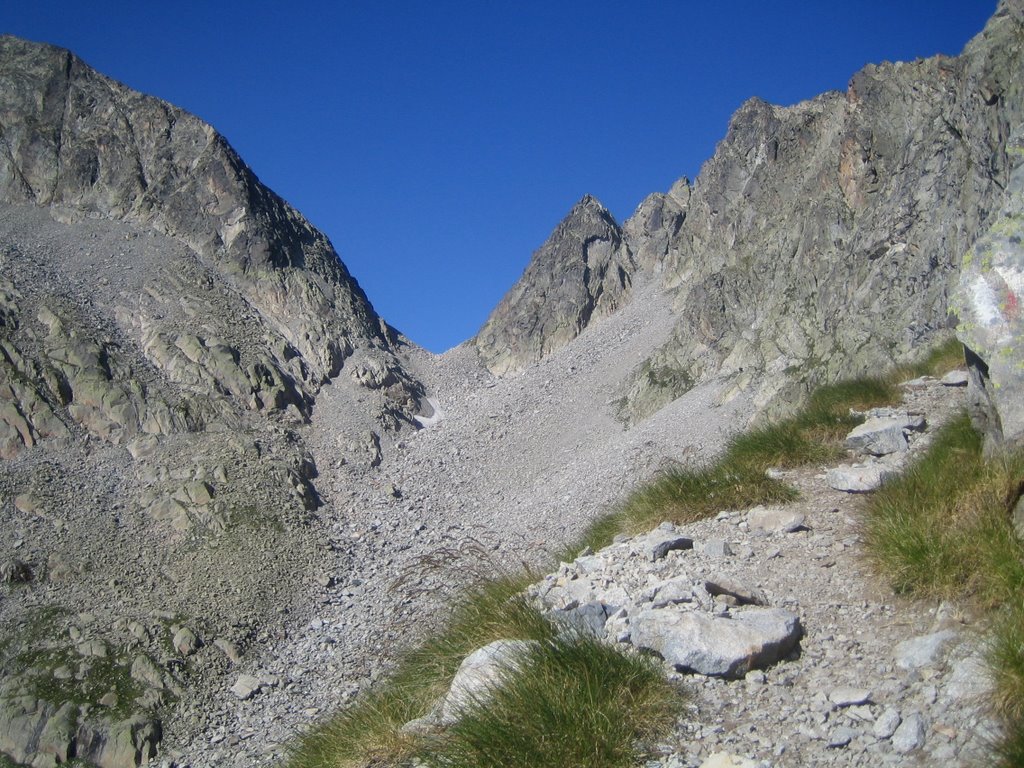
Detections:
[747, 506, 806, 534]
[894, 630, 959, 670]
[406, 639, 538, 731]
[631, 607, 801, 678]
[845, 417, 908, 456]
[955, 125, 1024, 453]
[826, 463, 898, 493]
[230, 674, 262, 701]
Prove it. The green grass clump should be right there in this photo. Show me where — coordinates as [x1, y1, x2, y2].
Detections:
[862, 412, 1024, 765]
[595, 376, 900, 545]
[892, 336, 966, 380]
[287, 575, 557, 768]
[862, 413, 1024, 601]
[617, 462, 797, 536]
[420, 634, 679, 768]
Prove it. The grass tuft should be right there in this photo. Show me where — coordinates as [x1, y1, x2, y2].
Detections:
[618, 462, 796, 534]
[862, 413, 1024, 602]
[287, 575, 558, 768]
[419, 634, 680, 768]
[891, 336, 966, 380]
[610, 375, 899, 537]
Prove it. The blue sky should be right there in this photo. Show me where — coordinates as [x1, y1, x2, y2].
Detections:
[5, 1, 997, 352]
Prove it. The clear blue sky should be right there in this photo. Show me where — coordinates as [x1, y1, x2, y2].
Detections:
[5, 1, 997, 352]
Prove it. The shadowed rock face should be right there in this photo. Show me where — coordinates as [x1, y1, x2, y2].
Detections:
[474, 195, 634, 375]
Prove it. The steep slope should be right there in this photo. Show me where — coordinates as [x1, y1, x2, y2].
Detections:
[0, 36, 426, 768]
[619, 0, 1024, 420]
[474, 195, 634, 375]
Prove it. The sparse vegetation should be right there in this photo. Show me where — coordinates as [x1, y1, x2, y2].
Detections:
[862, 412, 1024, 765]
[891, 335, 966, 380]
[418, 634, 679, 768]
[287, 576, 557, 768]
[577, 375, 902, 551]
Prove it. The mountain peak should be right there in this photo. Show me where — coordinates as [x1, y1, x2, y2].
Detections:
[475, 195, 634, 375]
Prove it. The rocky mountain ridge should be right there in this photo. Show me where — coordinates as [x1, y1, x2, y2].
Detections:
[0, 3, 1021, 767]
[478, 0, 1023, 426]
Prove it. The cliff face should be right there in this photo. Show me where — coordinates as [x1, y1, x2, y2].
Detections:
[0, 34, 422, 435]
[619, 0, 1024, 419]
[0, 37, 426, 767]
[476, 3, 1023, 423]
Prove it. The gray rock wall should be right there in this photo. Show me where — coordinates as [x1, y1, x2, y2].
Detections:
[0, 35, 422, 419]
[621, 1, 1024, 419]
[475, 195, 634, 375]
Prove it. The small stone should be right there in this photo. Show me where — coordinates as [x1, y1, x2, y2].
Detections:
[829, 686, 872, 707]
[315, 573, 335, 588]
[131, 655, 165, 689]
[894, 630, 958, 670]
[698, 753, 757, 768]
[702, 539, 733, 557]
[892, 712, 926, 753]
[845, 418, 908, 456]
[704, 576, 767, 606]
[213, 638, 241, 664]
[172, 626, 200, 656]
[828, 726, 857, 748]
[98, 691, 118, 707]
[645, 533, 694, 562]
[77, 639, 107, 658]
[826, 463, 898, 493]
[747, 506, 806, 533]
[940, 370, 968, 387]
[872, 708, 901, 739]
[900, 376, 935, 389]
[231, 674, 262, 700]
[53, 666, 72, 680]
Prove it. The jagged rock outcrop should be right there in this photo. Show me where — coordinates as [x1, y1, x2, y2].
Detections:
[955, 124, 1024, 453]
[614, 0, 1024, 421]
[475, 195, 634, 375]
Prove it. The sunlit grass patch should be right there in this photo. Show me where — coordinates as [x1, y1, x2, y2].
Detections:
[286, 575, 554, 768]
[419, 634, 680, 768]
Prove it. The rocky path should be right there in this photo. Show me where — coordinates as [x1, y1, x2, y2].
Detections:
[535, 375, 993, 768]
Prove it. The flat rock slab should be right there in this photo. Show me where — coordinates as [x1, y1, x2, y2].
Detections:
[747, 506, 806, 534]
[826, 463, 898, 493]
[895, 629, 959, 670]
[230, 674, 262, 700]
[845, 417, 908, 456]
[699, 753, 758, 768]
[940, 370, 968, 387]
[829, 686, 872, 707]
[631, 607, 801, 678]
[634, 530, 694, 561]
[704, 576, 767, 606]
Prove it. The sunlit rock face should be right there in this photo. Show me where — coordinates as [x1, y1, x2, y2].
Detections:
[955, 125, 1024, 453]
